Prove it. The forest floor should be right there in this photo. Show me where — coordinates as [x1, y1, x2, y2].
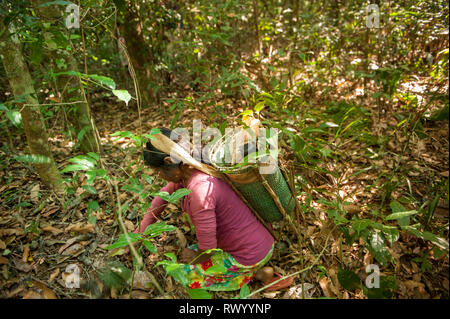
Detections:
[0, 76, 448, 299]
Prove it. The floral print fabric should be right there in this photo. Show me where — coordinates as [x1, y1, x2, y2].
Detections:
[175, 243, 274, 291]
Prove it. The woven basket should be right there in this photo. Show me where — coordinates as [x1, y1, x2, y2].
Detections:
[208, 130, 295, 223]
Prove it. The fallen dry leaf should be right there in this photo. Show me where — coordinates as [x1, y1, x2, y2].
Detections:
[13, 259, 32, 272]
[42, 225, 64, 234]
[61, 243, 84, 256]
[7, 285, 25, 298]
[0, 239, 6, 249]
[344, 204, 361, 215]
[30, 184, 40, 203]
[22, 290, 42, 299]
[0, 228, 24, 237]
[49, 268, 60, 282]
[124, 219, 134, 232]
[0, 256, 8, 265]
[175, 228, 187, 248]
[65, 222, 95, 234]
[319, 276, 336, 298]
[32, 281, 57, 299]
[58, 235, 90, 254]
[41, 207, 59, 218]
[133, 270, 153, 290]
[22, 244, 30, 263]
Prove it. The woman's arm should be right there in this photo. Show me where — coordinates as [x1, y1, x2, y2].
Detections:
[134, 182, 181, 233]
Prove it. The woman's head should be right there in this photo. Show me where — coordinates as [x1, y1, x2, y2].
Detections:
[143, 128, 186, 183]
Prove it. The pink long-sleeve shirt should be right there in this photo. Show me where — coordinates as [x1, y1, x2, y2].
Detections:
[137, 170, 274, 265]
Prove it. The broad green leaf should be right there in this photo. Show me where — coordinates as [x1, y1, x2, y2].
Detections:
[110, 131, 134, 138]
[15, 154, 51, 164]
[67, 155, 96, 169]
[352, 219, 372, 234]
[143, 221, 177, 237]
[187, 288, 213, 299]
[239, 283, 250, 298]
[88, 74, 116, 89]
[143, 240, 157, 253]
[169, 188, 192, 203]
[240, 110, 253, 117]
[204, 265, 228, 275]
[254, 101, 265, 112]
[88, 200, 99, 212]
[112, 89, 132, 106]
[153, 191, 172, 202]
[164, 252, 177, 262]
[365, 275, 396, 299]
[105, 232, 142, 250]
[389, 201, 414, 226]
[61, 164, 88, 173]
[385, 210, 418, 221]
[338, 268, 361, 291]
[97, 261, 131, 289]
[87, 152, 100, 161]
[82, 185, 97, 194]
[402, 226, 449, 251]
[164, 263, 189, 286]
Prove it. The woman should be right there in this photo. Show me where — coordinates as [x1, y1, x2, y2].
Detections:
[135, 128, 293, 291]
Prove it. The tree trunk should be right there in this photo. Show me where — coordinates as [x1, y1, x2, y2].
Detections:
[32, 0, 101, 154]
[0, 22, 64, 192]
[114, 0, 156, 106]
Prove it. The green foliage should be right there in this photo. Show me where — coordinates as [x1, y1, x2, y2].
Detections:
[97, 261, 132, 290]
[337, 268, 361, 291]
[0, 103, 22, 128]
[187, 288, 213, 299]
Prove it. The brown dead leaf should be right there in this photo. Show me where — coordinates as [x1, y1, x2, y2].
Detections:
[0, 228, 24, 237]
[175, 228, 187, 248]
[57, 234, 90, 254]
[0, 239, 6, 250]
[319, 276, 336, 298]
[65, 222, 95, 234]
[49, 268, 60, 282]
[61, 243, 83, 256]
[344, 204, 361, 215]
[440, 171, 449, 177]
[42, 225, 64, 234]
[111, 288, 118, 299]
[30, 184, 40, 203]
[41, 207, 59, 218]
[124, 219, 134, 232]
[7, 285, 25, 298]
[133, 270, 153, 290]
[32, 281, 57, 299]
[22, 244, 30, 263]
[0, 256, 8, 265]
[128, 290, 151, 299]
[22, 290, 42, 299]
[13, 259, 32, 272]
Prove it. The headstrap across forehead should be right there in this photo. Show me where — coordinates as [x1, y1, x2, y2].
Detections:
[150, 133, 222, 178]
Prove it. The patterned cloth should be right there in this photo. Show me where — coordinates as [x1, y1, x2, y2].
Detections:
[171, 243, 274, 291]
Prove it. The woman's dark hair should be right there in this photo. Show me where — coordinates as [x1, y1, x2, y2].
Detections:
[143, 128, 181, 169]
